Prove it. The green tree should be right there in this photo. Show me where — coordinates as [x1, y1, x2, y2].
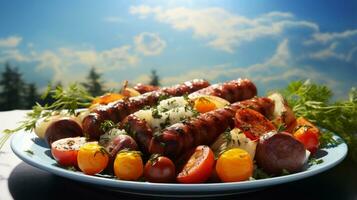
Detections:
[24, 83, 39, 109]
[0, 63, 26, 110]
[82, 67, 105, 96]
[149, 70, 160, 86]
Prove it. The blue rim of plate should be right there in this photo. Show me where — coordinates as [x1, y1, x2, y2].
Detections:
[11, 131, 348, 197]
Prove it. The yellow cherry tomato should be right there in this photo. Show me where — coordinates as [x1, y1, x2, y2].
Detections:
[92, 93, 125, 105]
[216, 148, 253, 182]
[114, 151, 143, 181]
[77, 142, 109, 175]
[193, 95, 230, 113]
[194, 97, 217, 113]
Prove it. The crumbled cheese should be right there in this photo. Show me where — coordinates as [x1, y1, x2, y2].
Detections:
[134, 96, 195, 131]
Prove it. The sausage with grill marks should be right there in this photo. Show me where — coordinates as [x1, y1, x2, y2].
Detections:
[133, 83, 160, 94]
[128, 79, 259, 156]
[148, 97, 274, 158]
[189, 78, 257, 103]
[82, 79, 210, 140]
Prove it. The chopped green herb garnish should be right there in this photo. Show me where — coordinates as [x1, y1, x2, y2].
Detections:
[158, 94, 170, 102]
[276, 123, 287, 132]
[24, 149, 34, 155]
[253, 167, 272, 179]
[151, 108, 162, 119]
[100, 120, 116, 133]
[308, 157, 324, 167]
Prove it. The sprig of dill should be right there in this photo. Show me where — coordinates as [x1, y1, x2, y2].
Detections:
[0, 83, 94, 150]
[280, 80, 357, 162]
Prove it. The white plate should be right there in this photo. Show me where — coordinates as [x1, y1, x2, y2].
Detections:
[11, 131, 348, 197]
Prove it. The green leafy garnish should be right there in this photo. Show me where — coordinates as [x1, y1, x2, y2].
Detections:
[280, 80, 357, 162]
[24, 149, 34, 155]
[253, 167, 272, 179]
[100, 120, 117, 133]
[308, 157, 324, 167]
[0, 83, 94, 149]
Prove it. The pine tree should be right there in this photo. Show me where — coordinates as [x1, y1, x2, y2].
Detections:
[0, 63, 26, 110]
[149, 70, 160, 86]
[82, 67, 105, 97]
[24, 83, 39, 109]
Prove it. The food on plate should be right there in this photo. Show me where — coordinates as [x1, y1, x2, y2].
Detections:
[216, 148, 253, 182]
[82, 79, 210, 140]
[211, 128, 257, 159]
[235, 108, 276, 141]
[77, 142, 109, 175]
[149, 97, 273, 158]
[114, 151, 143, 181]
[51, 137, 86, 167]
[255, 131, 307, 175]
[177, 145, 215, 183]
[188, 78, 257, 103]
[8, 78, 334, 184]
[291, 117, 320, 154]
[268, 92, 296, 128]
[35, 115, 62, 139]
[133, 83, 160, 94]
[44, 117, 83, 145]
[91, 93, 125, 106]
[144, 155, 176, 183]
[193, 95, 230, 113]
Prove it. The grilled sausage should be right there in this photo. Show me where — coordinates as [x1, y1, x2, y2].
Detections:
[83, 79, 210, 140]
[128, 79, 259, 157]
[126, 115, 154, 154]
[148, 97, 274, 158]
[133, 83, 160, 94]
[189, 78, 257, 103]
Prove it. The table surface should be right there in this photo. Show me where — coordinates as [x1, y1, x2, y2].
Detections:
[1, 110, 356, 200]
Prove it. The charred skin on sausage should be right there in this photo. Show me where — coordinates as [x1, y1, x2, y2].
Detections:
[148, 97, 274, 158]
[128, 79, 259, 157]
[82, 79, 210, 140]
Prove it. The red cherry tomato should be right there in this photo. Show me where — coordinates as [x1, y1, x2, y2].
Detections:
[293, 117, 320, 154]
[51, 137, 86, 167]
[144, 155, 176, 183]
[177, 145, 214, 183]
[235, 108, 276, 140]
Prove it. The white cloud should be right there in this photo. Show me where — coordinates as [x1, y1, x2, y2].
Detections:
[0, 36, 22, 48]
[0, 49, 30, 62]
[130, 5, 318, 53]
[132, 74, 151, 85]
[266, 39, 290, 67]
[309, 42, 346, 61]
[134, 32, 166, 56]
[347, 47, 357, 62]
[155, 38, 343, 96]
[159, 39, 291, 85]
[310, 29, 357, 44]
[0, 42, 140, 84]
[262, 11, 294, 19]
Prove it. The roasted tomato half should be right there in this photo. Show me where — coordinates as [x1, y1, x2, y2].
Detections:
[235, 108, 276, 141]
[51, 137, 86, 167]
[177, 145, 214, 183]
[144, 155, 176, 183]
[293, 117, 320, 154]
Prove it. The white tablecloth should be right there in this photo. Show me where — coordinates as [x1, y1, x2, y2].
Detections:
[0, 110, 28, 200]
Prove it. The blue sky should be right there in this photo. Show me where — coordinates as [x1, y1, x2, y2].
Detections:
[0, 0, 356, 98]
